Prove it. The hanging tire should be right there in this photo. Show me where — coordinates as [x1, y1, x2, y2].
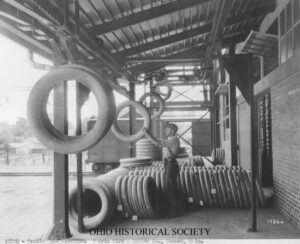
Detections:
[27, 65, 116, 154]
[111, 101, 151, 142]
[153, 80, 173, 101]
[138, 92, 165, 119]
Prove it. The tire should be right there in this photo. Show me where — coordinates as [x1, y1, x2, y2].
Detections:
[69, 180, 110, 230]
[127, 175, 138, 215]
[121, 175, 132, 216]
[222, 169, 234, 208]
[213, 170, 224, 208]
[114, 176, 123, 207]
[138, 92, 165, 119]
[142, 176, 157, 218]
[232, 170, 245, 208]
[189, 170, 199, 207]
[217, 169, 229, 208]
[237, 170, 250, 208]
[198, 169, 209, 207]
[194, 170, 204, 208]
[28, 65, 115, 154]
[184, 170, 193, 201]
[203, 169, 213, 208]
[111, 101, 151, 142]
[227, 170, 239, 208]
[153, 80, 173, 101]
[131, 176, 143, 217]
[209, 170, 219, 208]
[137, 176, 148, 218]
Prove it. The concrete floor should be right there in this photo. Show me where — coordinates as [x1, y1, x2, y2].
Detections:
[0, 176, 300, 241]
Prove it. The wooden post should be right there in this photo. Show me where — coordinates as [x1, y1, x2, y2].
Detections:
[209, 76, 216, 153]
[129, 82, 136, 157]
[229, 46, 238, 166]
[48, 82, 71, 239]
[76, 82, 84, 233]
[248, 55, 258, 232]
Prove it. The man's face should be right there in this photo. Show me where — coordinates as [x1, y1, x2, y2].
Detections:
[165, 127, 173, 137]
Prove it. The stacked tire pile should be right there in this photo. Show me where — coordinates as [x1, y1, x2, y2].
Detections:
[152, 155, 204, 167]
[211, 148, 226, 165]
[114, 175, 163, 219]
[131, 162, 266, 210]
[129, 168, 167, 197]
[127, 167, 186, 213]
[189, 155, 205, 166]
[177, 166, 266, 209]
[136, 138, 162, 160]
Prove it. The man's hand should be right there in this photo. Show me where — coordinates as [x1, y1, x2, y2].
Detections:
[163, 146, 172, 159]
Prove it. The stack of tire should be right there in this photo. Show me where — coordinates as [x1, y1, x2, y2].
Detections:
[177, 166, 265, 209]
[136, 138, 162, 160]
[189, 155, 205, 166]
[132, 162, 266, 210]
[211, 148, 226, 165]
[127, 167, 186, 214]
[114, 175, 163, 219]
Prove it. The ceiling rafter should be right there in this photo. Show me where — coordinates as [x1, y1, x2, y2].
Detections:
[89, 0, 210, 35]
[128, 32, 248, 74]
[116, 5, 274, 57]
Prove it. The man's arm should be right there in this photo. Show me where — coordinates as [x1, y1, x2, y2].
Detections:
[163, 138, 180, 159]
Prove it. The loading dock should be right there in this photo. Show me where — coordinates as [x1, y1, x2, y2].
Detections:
[0, 0, 300, 241]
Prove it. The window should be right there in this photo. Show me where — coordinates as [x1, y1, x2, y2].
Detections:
[286, 2, 292, 31]
[287, 31, 293, 58]
[294, 22, 300, 53]
[280, 9, 286, 37]
[280, 37, 287, 63]
[279, 0, 300, 63]
[293, 0, 300, 24]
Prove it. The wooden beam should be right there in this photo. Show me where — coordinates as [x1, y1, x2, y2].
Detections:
[203, 0, 231, 71]
[126, 58, 202, 63]
[128, 32, 247, 74]
[118, 24, 212, 57]
[89, 0, 210, 35]
[166, 101, 209, 106]
[165, 106, 209, 111]
[0, 18, 53, 55]
[117, 5, 274, 57]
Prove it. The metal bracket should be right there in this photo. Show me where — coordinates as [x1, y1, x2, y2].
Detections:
[27, 50, 54, 71]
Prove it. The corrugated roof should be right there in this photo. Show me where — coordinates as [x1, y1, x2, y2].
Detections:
[0, 0, 276, 77]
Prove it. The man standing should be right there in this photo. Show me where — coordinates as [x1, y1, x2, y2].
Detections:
[142, 123, 184, 216]
[162, 123, 183, 216]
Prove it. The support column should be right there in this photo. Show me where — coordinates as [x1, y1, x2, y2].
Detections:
[248, 55, 258, 232]
[129, 82, 136, 157]
[229, 79, 238, 166]
[209, 76, 217, 152]
[76, 83, 84, 233]
[48, 82, 71, 239]
[229, 46, 238, 166]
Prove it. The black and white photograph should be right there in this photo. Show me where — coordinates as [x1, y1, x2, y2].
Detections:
[0, 0, 300, 243]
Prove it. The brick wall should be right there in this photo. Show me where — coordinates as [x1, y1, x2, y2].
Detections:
[271, 71, 300, 229]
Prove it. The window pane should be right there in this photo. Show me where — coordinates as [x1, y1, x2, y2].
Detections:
[287, 2, 292, 30]
[280, 37, 287, 63]
[287, 31, 293, 59]
[293, 0, 300, 24]
[280, 9, 286, 37]
[294, 22, 300, 53]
